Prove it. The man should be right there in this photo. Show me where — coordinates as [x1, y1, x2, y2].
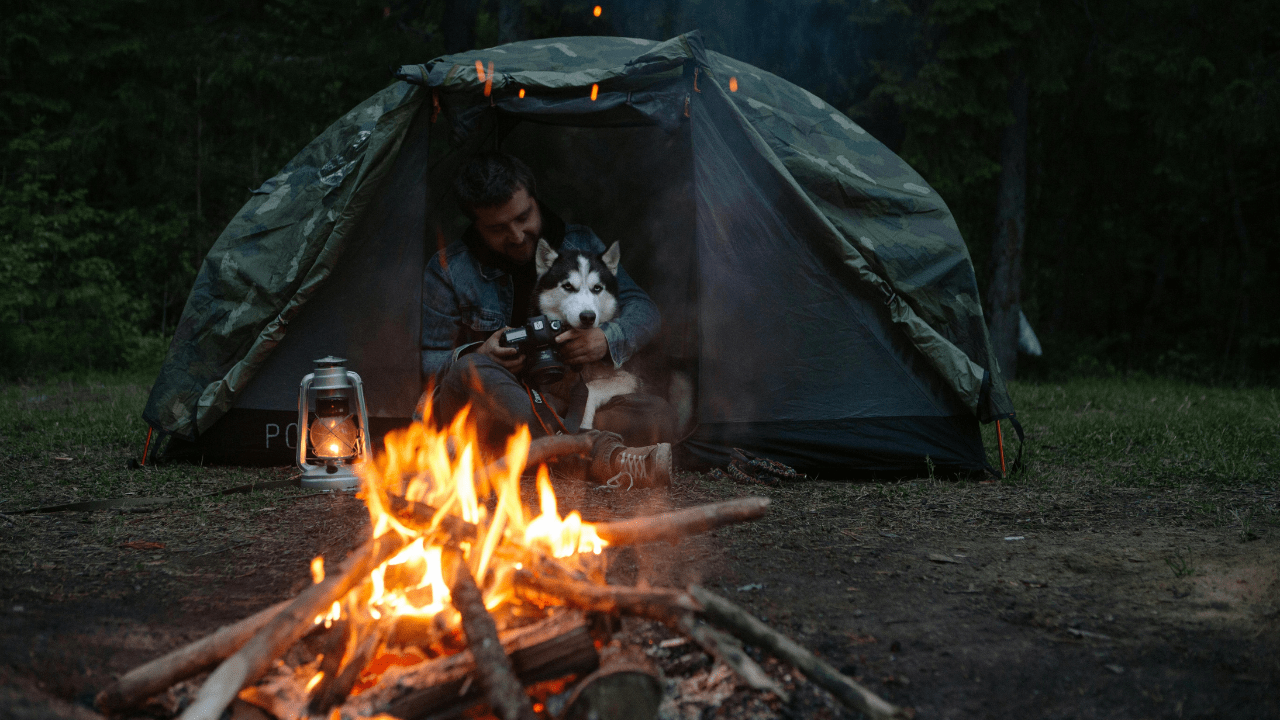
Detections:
[420, 153, 674, 487]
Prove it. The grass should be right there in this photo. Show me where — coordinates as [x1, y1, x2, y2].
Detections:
[984, 377, 1280, 488]
[1, 374, 1277, 516]
[0, 374, 289, 513]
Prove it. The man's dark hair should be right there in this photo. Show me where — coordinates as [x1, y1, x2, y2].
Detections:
[454, 153, 537, 219]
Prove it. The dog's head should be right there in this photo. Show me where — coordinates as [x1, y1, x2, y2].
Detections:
[533, 239, 621, 330]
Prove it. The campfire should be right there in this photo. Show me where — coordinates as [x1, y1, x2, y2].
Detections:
[96, 410, 911, 720]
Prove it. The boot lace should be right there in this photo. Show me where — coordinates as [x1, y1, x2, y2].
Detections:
[602, 449, 649, 491]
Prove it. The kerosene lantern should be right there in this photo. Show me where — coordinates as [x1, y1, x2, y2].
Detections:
[297, 356, 370, 490]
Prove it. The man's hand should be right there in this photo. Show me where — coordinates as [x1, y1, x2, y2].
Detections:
[477, 327, 526, 374]
[556, 327, 610, 365]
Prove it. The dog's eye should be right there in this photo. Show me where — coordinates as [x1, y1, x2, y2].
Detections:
[591, 285, 603, 294]
[561, 281, 574, 292]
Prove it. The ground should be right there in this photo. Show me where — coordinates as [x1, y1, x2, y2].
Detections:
[1, 377, 1277, 720]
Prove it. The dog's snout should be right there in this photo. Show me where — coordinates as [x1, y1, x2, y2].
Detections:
[579, 310, 597, 327]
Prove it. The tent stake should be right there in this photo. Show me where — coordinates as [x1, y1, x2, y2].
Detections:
[996, 420, 1006, 477]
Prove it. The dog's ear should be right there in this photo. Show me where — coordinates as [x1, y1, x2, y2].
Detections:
[534, 238, 558, 278]
[601, 241, 621, 275]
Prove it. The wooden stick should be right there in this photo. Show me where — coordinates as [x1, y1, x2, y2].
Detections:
[523, 432, 598, 470]
[94, 599, 291, 713]
[688, 586, 912, 720]
[513, 569, 700, 625]
[448, 553, 537, 720]
[178, 533, 409, 720]
[594, 497, 772, 546]
[678, 614, 790, 702]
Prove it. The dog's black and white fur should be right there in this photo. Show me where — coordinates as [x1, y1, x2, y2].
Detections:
[533, 238, 639, 430]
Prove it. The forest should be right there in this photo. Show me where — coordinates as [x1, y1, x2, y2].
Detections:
[2, 0, 1276, 384]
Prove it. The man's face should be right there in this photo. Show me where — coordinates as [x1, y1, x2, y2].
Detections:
[472, 186, 541, 264]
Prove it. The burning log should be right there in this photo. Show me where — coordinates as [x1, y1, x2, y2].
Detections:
[94, 599, 290, 713]
[687, 586, 912, 720]
[177, 533, 410, 720]
[304, 618, 350, 714]
[347, 610, 596, 719]
[309, 618, 390, 714]
[593, 497, 772, 546]
[448, 553, 538, 720]
[513, 569, 700, 625]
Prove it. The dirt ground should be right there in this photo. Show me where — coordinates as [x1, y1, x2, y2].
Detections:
[1, 462, 1278, 720]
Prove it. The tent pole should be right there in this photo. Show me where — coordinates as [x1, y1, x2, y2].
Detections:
[996, 420, 1006, 477]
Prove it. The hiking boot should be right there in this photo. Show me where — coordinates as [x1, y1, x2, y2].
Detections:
[588, 434, 671, 489]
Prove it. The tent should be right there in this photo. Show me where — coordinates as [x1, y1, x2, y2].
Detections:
[143, 31, 1017, 477]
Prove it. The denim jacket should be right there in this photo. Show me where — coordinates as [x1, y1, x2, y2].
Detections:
[421, 214, 660, 380]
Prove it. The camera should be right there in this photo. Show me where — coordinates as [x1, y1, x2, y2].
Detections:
[499, 314, 567, 385]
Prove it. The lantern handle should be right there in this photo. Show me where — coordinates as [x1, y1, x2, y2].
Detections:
[348, 371, 371, 461]
[297, 373, 316, 472]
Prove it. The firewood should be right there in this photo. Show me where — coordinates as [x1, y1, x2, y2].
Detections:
[512, 570, 789, 703]
[559, 644, 663, 720]
[177, 532, 410, 720]
[687, 586, 913, 720]
[447, 552, 538, 720]
[347, 611, 596, 720]
[95, 599, 291, 713]
[311, 618, 387, 713]
[304, 618, 350, 714]
[678, 614, 789, 702]
[593, 497, 772, 546]
[513, 569, 699, 625]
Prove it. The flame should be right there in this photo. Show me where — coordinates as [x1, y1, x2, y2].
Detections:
[311, 556, 325, 584]
[590, 83, 599, 101]
[349, 401, 606, 635]
[593, 5, 602, 16]
[519, 88, 525, 99]
[524, 467, 606, 557]
[305, 671, 324, 693]
[729, 76, 738, 92]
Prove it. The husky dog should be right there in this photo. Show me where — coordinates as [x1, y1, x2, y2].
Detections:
[533, 238, 639, 430]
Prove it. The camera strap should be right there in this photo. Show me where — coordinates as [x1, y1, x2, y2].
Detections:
[525, 385, 571, 436]
[523, 380, 588, 436]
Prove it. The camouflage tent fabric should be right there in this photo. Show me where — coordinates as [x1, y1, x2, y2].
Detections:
[145, 31, 1014, 466]
[143, 83, 423, 438]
